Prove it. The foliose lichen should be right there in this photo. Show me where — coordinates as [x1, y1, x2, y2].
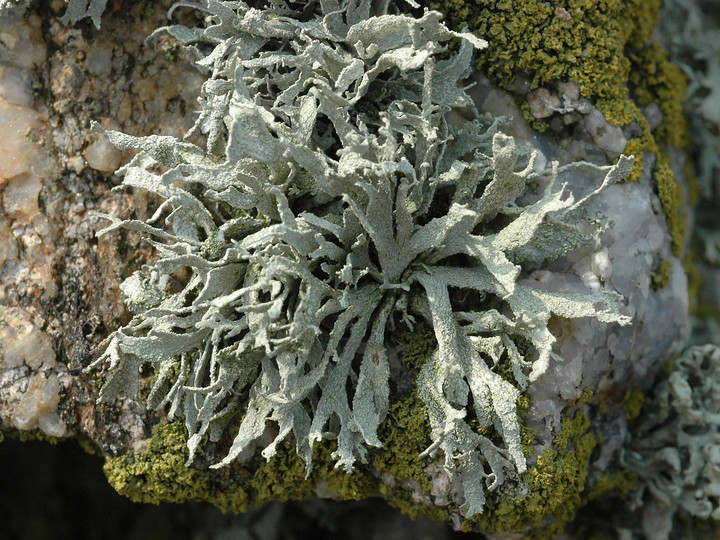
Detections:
[58, 0, 108, 27]
[621, 388, 645, 421]
[659, 0, 720, 200]
[623, 345, 720, 540]
[86, 0, 633, 517]
[425, 0, 690, 257]
[0, 0, 108, 27]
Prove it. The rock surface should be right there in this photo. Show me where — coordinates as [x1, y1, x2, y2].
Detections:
[0, 1, 705, 538]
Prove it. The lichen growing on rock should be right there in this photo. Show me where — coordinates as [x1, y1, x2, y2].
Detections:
[1, 0, 108, 27]
[425, 0, 690, 257]
[58, 0, 109, 28]
[85, 0, 634, 518]
[624, 345, 720, 539]
[659, 0, 720, 199]
[475, 411, 597, 538]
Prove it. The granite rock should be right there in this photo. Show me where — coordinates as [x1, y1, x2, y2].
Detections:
[0, 1, 702, 537]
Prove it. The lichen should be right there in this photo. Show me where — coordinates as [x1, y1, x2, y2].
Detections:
[660, 0, 720, 199]
[628, 42, 689, 149]
[683, 252, 704, 317]
[104, 420, 251, 510]
[650, 259, 673, 291]
[624, 345, 720, 540]
[565, 469, 639, 540]
[98, 254, 535, 523]
[101, 394, 418, 513]
[426, 0, 655, 122]
[471, 411, 597, 538]
[0, 0, 113, 27]
[374, 391, 434, 491]
[425, 0, 690, 256]
[621, 388, 645, 421]
[87, 0, 632, 517]
[0, 426, 61, 445]
[575, 386, 594, 405]
[58, 0, 109, 28]
[584, 469, 638, 501]
[101, 394, 601, 537]
[654, 155, 686, 257]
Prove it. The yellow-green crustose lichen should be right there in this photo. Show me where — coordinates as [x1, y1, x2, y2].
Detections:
[101, 391, 432, 514]
[427, 0, 690, 257]
[102, 399, 606, 537]
[470, 412, 596, 538]
[651, 259, 673, 291]
[621, 388, 645, 421]
[103, 419, 378, 512]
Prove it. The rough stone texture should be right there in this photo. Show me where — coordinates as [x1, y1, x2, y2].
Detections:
[0, 0, 203, 452]
[0, 1, 699, 538]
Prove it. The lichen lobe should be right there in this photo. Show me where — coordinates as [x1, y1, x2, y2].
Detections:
[86, 0, 632, 520]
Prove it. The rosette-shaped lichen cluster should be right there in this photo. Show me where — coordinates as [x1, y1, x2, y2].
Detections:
[90, 0, 631, 515]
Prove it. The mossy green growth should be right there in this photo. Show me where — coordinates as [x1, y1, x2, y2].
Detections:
[470, 411, 597, 539]
[373, 392, 434, 494]
[98, 358, 592, 539]
[104, 421, 242, 510]
[655, 156, 686, 257]
[393, 326, 437, 376]
[651, 258, 673, 290]
[629, 42, 689, 149]
[598, 400, 608, 415]
[101, 328, 439, 514]
[430, 0, 654, 101]
[426, 0, 690, 256]
[621, 389, 645, 421]
[427, 0, 657, 121]
[685, 252, 709, 318]
[567, 468, 638, 539]
[627, 39, 689, 259]
[584, 469, 638, 501]
[576, 387, 594, 405]
[75, 434, 101, 457]
[102, 419, 379, 512]
[1, 427, 61, 445]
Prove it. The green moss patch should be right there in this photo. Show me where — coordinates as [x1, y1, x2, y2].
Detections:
[651, 258, 673, 290]
[621, 389, 645, 421]
[472, 412, 597, 538]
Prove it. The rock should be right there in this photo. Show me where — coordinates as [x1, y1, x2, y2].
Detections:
[0, 306, 66, 437]
[84, 135, 121, 173]
[0, 0, 705, 538]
